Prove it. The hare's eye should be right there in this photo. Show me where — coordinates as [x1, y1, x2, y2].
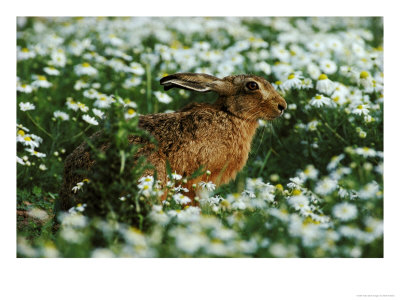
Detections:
[246, 81, 259, 90]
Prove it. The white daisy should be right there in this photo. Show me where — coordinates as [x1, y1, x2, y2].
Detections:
[74, 62, 98, 76]
[309, 94, 332, 108]
[281, 72, 304, 91]
[19, 102, 35, 111]
[332, 202, 358, 221]
[31, 75, 52, 88]
[82, 114, 99, 126]
[316, 74, 335, 95]
[173, 193, 192, 205]
[53, 110, 70, 121]
[44, 66, 60, 76]
[17, 82, 33, 93]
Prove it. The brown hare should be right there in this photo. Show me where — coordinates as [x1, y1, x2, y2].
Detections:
[59, 73, 287, 210]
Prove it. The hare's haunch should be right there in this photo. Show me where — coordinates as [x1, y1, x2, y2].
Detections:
[59, 73, 287, 210]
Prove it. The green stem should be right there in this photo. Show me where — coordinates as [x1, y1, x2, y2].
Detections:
[257, 148, 272, 177]
[59, 125, 92, 144]
[316, 112, 348, 145]
[26, 112, 53, 139]
[145, 63, 154, 113]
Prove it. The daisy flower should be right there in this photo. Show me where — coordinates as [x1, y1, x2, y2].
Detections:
[302, 164, 319, 180]
[50, 49, 67, 67]
[94, 94, 114, 108]
[77, 102, 89, 113]
[173, 193, 191, 205]
[199, 181, 216, 192]
[82, 114, 99, 126]
[31, 75, 52, 88]
[25, 148, 46, 158]
[44, 66, 60, 76]
[93, 108, 105, 119]
[316, 74, 335, 95]
[358, 181, 380, 200]
[307, 63, 321, 80]
[124, 108, 137, 120]
[306, 119, 319, 131]
[53, 111, 70, 121]
[17, 156, 25, 165]
[357, 71, 374, 89]
[287, 176, 304, 189]
[19, 135, 39, 148]
[288, 194, 310, 211]
[123, 77, 142, 88]
[72, 182, 85, 193]
[171, 172, 182, 181]
[74, 80, 90, 91]
[154, 91, 172, 104]
[83, 88, 99, 99]
[301, 78, 313, 89]
[352, 104, 370, 116]
[17, 47, 36, 61]
[327, 154, 345, 171]
[138, 176, 154, 189]
[19, 102, 35, 111]
[315, 177, 337, 195]
[281, 72, 303, 91]
[332, 202, 358, 221]
[309, 94, 332, 108]
[17, 82, 33, 93]
[74, 62, 98, 76]
[127, 62, 145, 75]
[66, 98, 79, 111]
[254, 61, 272, 75]
[319, 59, 337, 75]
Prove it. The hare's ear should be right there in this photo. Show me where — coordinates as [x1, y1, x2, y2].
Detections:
[160, 73, 230, 94]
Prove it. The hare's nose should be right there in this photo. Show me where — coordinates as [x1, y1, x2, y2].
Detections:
[278, 104, 285, 112]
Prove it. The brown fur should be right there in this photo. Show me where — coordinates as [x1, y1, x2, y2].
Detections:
[59, 73, 287, 210]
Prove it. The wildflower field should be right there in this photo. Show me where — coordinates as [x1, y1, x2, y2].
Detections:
[17, 17, 383, 258]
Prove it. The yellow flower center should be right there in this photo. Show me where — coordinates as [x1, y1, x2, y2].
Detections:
[128, 108, 136, 115]
[275, 184, 283, 191]
[318, 74, 328, 80]
[315, 95, 322, 100]
[357, 105, 363, 109]
[24, 136, 32, 141]
[360, 71, 369, 79]
[292, 189, 302, 196]
[288, 73, 295, 80]
[18, 130, 25, 136]
[82, 62, 91, 68]
[22, 48, 29, 53]
[275, 80, 282, 85]
[38, 75, 46, 81]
